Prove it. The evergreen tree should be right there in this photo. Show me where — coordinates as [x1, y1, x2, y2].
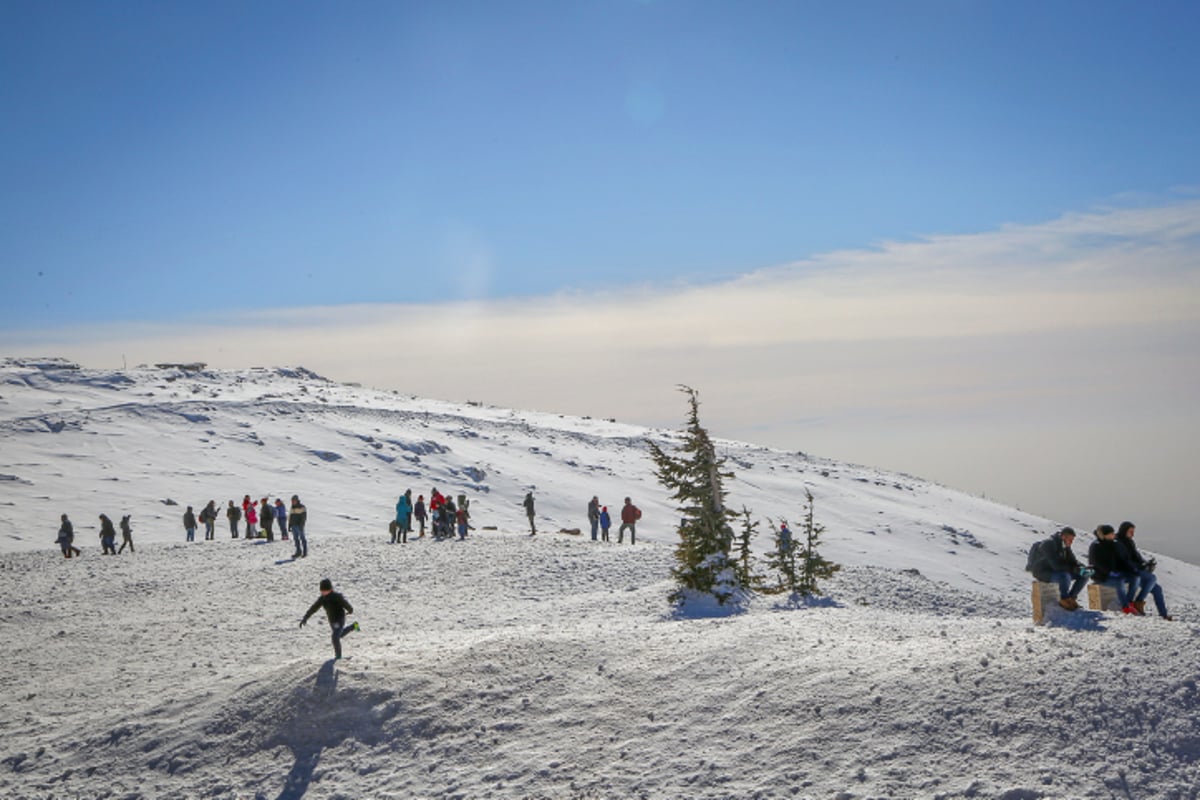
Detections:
[763, 516, 799, 594]
[734, 506, 761, 590]
[648, 386, 742, 605]
[796, 488, 840, 595]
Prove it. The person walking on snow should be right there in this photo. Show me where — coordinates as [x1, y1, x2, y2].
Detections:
[618, 497, 642, 545]
[523, 491, 536, 535]
[299, 578, 359, 660]
[99, 514, 118, 555]
[56, 514, 81, 558]
[587, 496, 601, 541]
[118, 514, 135, 554]
[599, 506, 612, 543]
[201, 500, 217, 540]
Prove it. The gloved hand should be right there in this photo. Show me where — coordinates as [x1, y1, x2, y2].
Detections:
[299, 618, 307, 628]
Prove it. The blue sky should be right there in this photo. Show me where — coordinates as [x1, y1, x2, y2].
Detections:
[4, 0, 1199, 324]
[3, 1, 1200, 562]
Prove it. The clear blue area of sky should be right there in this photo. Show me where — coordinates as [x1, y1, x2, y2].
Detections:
[2, 0, 1198, 326]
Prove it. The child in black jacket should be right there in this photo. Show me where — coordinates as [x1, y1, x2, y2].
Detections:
[300, 578, 359, 659]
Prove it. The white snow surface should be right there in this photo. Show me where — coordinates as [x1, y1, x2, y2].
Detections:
[2, 357, 1199, 799]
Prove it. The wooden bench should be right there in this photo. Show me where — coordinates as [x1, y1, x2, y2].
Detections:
[1088, 583, 1122, 612]
[1031, 581, 1061, 625]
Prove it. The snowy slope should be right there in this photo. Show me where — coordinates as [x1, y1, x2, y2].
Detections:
[2, 358, 1200, 799]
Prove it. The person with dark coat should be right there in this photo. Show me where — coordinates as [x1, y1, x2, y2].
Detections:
[300, 578, 358, 659]
[1087, 524, 1135, 613]
[289, 495, 308, 558]
[201, 501, 217, 540]
[56, 514, 81, 558]
[259, 498, 274, 542]
[1029, 527, 1091, 611]
[98, 514, 117, 555]
[183, 506, 197, 543]
[226, 501, 241, 538]
[118, 514, 134, 554]
[414, 495, 427, 538]
[1116, 521, 1172, 620]
[523, 491, 536, 535]
[587, 496, 601, 541]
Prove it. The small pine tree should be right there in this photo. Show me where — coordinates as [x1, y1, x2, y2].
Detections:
[763, 516, 800, 594]
[796, 488, 840, 595]
[734, 506, 760, 590]
[648, 386, 742, 605]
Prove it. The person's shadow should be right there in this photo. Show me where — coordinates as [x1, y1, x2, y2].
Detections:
[272, 660, 396, 800]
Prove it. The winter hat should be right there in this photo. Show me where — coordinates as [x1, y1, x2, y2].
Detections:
[319, 578, 332, 592]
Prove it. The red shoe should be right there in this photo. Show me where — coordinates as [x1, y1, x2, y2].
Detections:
[1122, 604, 1139, 615]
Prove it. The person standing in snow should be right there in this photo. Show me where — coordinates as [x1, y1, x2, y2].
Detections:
[1087, 524, 1135, 613]
[245, 502, 258, 539]
[599, 506, 612, 542]
[118, 514, 135, 554]
[226, 500, 241, 538]
[56, 513, 81, 558]
[289, 495, 308, 558]
[1029, 527, 1091, 611]
[1116, 521, 1172, 620]
[523, 491, 536, 535]
[183, 506, 197, 543]
[456, 502, 469, 539]
[201, 500, 217, 540]
[395, 490, 412, 544]
[587, 496, 601, 541]
[242, 495, 254, 537]
[618, 497, 642, 545]
[299, 578, 359, 660]
[275, 499, 289, 540]
[259, 498, 274, 541]
[414, 495, 427, 538]
[98, 514, 118, 555]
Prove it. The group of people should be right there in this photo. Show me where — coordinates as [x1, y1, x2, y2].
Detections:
[55, 513, 134, 557]
[391, 488, 472, 542]
[188, 495, 311, 557]
[585, 495, 642, 543]
[1028, 522, 1172, 620]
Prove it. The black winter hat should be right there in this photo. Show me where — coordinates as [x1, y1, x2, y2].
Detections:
[319, 578, 333, 592]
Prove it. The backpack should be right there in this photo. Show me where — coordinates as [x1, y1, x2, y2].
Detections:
[1025, 539, 1046, 573]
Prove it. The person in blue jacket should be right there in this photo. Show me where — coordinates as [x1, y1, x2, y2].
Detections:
[599, 506, 612, 543]
[300, 578, 359, 659]
[395, 490, 413, 544]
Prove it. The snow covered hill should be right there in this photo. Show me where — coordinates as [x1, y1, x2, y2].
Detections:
[2, 357, 1200, 799]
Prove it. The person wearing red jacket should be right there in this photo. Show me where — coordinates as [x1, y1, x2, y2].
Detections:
[619, 497, 642, 545]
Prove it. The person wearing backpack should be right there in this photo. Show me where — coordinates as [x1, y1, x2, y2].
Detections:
[1087, 524, 1136, 614]
[1116, 521, 1172, 620]
[1028, 527, 1092, 611]
[618, 497, 642, 545]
